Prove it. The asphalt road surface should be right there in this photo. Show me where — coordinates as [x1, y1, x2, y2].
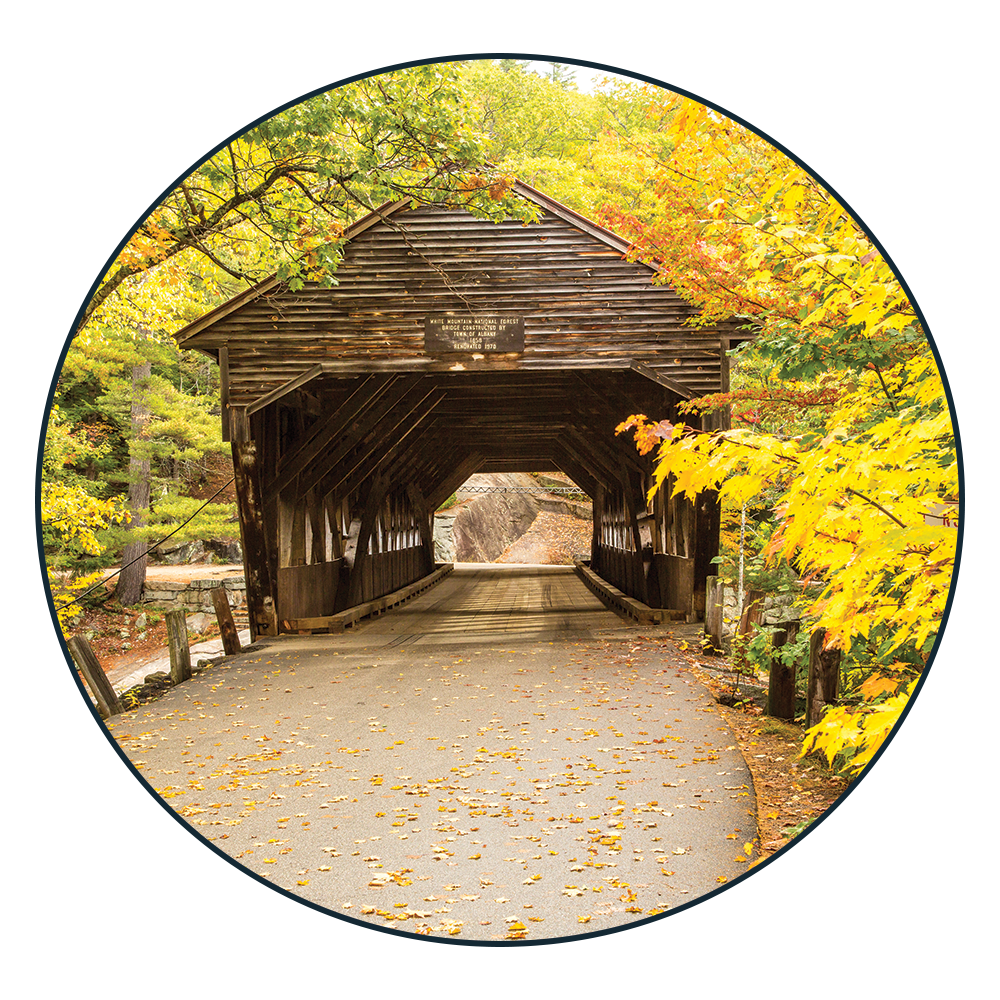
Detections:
[107, 566, 757, 943]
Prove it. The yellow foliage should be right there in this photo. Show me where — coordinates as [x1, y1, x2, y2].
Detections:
[801, 681, 918, 775]
[40, 481, 130, 633]
[637, 356, 955, 648]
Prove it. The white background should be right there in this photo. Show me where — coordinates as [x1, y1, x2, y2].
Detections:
[6, 5, 992, 996]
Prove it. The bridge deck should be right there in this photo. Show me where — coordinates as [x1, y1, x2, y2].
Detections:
[339, 564, 626, 646]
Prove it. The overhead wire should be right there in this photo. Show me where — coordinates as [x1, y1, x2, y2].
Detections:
[51, 477, 237, 614]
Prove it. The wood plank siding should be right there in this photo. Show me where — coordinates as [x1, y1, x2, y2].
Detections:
[174, 182, 745, 632]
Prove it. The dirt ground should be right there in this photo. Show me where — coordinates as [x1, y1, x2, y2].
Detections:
[71, 562, 243, 676]
[102, 563, 244, 585]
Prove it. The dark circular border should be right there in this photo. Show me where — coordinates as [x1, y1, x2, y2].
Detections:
[34, 51, 965, 948]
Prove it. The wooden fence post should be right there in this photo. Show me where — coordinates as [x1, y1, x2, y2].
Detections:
[766, 621, 800, 720]
[210, 586, 242, 656]
[731, 588, 765, 673]
[165, 608, 192, 685]
[68, 635, 124, 718]
[737, 589, 766, 638]
[703, 575, 723, 656]
[806, 628, 841, 728]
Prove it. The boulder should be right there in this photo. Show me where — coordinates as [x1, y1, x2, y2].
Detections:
[185, 611, 212, 633]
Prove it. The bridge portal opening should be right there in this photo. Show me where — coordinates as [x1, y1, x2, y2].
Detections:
[434, 471, 592, 567]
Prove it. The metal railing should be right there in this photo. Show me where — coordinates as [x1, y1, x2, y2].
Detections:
[455, 485, 590, 498]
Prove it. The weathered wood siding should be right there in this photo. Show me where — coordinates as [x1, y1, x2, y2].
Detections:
[179, 195, 744, 410]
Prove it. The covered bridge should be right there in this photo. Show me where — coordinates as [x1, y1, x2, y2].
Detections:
[174, 181, 747, 640]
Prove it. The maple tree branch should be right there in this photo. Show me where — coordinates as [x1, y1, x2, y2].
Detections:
[844, 488, 907, 529]
[869, 364, 898, 412]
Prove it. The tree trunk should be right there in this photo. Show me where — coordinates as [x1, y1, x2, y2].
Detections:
[806, 629, 842, 728]
[116, 336, 152, 606]
[766, 621, 800, 719]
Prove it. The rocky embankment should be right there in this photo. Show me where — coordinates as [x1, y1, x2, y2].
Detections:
[433, 472, 591, 564]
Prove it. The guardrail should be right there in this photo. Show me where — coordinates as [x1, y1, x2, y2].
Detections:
[281, 564, 454, 634]
[573, 560, 685, 626]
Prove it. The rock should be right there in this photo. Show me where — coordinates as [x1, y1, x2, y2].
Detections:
[134, 613, 147, 629]
[205, 537, 243, 563]
[451, 474, 541, 562]
[144, 671, 172, 687]
[151, 537, 241, 565]
[433, 511, 457, 562]
[186, 611, 211, 633]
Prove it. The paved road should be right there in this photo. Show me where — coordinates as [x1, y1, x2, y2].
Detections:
[107, 566, 757, 943]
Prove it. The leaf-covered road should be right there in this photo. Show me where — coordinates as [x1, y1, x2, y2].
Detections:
[108, 568, 757, 942]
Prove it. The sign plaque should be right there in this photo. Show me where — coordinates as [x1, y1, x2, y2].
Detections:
[424, 314, 524, 354]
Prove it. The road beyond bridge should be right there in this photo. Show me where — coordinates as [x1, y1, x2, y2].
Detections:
[109, 565, 758, 942]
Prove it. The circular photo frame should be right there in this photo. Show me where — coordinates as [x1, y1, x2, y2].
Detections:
[35, 52, 963, 950]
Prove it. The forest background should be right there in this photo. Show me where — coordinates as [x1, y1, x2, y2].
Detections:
[14, 12, 990, 1000]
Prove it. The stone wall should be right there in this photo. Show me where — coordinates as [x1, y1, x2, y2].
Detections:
[142, 576, 246, 611]
[720, 587, 800, 634]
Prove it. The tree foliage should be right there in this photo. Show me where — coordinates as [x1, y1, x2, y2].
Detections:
[48, 61, 538, 609]
[83, 64, 532, 329]
[614, 96, 957, 774]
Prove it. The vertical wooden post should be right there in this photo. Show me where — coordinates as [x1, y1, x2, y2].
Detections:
[590, 484, 604, 574]
[210, 586, 242, 657]
[693, 489, 721, 618]
[232, 437, 277, 639]
[733, 588, 766, 674]
[806, 629, 842, 728]
[68, 636, 124, 717]
[406, 483, 435, 574]
[347, 475, 390, 607]
[219, 345, 231, 442]
[738, 589, 766, 637]
[165, 608, 192, 685]
[306, 488, 325, 565]
[766, 621, 800, 720]
[703, 575, 723, 656]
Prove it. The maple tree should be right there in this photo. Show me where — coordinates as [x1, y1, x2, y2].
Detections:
[613, 96, 958, 774]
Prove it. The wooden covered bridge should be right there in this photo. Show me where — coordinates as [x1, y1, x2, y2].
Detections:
[174, 182, 747, 640]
